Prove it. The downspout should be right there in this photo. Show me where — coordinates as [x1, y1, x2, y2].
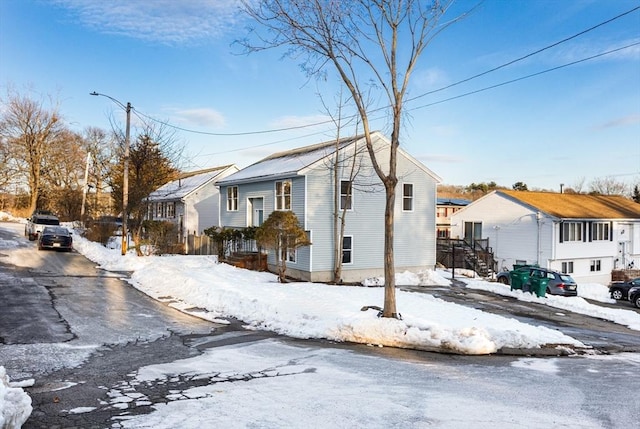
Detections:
[536, 211, 542, 266]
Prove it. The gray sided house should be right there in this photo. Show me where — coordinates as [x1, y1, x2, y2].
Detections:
[146, 165, 239, 246]
[450, 190, 640, 284]
[217, 131, 441, 283]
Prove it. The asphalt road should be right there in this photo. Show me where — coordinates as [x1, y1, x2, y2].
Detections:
[1, 221, 640, 428]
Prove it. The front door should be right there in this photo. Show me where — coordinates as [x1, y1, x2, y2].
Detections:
[249, 198, 264, 227]
[464, 221, 482, 244]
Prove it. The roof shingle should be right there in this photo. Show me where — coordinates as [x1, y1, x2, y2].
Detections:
[499, 190, 640, 219]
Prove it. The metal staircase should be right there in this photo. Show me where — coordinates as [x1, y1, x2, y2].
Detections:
[437, 238, 498, 278]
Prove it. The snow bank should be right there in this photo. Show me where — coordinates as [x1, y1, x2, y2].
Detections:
[0, 366, 32, 429]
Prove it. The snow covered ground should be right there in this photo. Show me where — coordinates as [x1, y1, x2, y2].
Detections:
[1, 217, 640, 427]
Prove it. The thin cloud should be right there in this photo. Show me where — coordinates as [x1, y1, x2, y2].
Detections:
[52, 0, 242, 45]
[412, 67, 450, 91]
[597, 114, 640, 129]
[269, 114, 331, 129]
[416, 154, 465, 164]
[170, 108, 226, 128]
[547, 38, 640, 64]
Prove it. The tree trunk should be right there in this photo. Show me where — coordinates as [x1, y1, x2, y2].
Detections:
[382, 179, 397, 318]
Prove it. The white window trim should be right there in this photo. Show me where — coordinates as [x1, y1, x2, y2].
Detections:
[342, 235, 353, 265]
[275, 179, 292, 211]
[402, 182, 414, 212]
[227, 186, 238, 211]
[340, 180, 353, 211]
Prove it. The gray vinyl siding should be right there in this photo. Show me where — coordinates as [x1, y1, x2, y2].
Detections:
[218, 134, 440, 282]
[220, 176, 311, 272]
[306, 165, 386, 273]
[305, 149, 437, 275]
[393, 154, 438, 267]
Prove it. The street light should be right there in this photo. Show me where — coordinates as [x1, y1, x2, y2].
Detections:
[90, 91, 131, 256]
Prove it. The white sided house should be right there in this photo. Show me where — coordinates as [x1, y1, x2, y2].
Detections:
[216, 132, 441, 283]
[450, 190, 640, 284]
[146, 165, 239, 247]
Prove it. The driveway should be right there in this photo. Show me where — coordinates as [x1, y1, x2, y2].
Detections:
[400, 282, 640, 353]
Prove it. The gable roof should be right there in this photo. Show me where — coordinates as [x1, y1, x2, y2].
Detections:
[437, 197, 471, 206]
[217, 134, 362, 185]
[148, 165, 236, 201]
[217, 131, 441, 185]
[498, 190, 640, 219]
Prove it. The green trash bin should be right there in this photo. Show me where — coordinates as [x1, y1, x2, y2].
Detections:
[509, 269, 530, 291]
[527, 270, 549, 297]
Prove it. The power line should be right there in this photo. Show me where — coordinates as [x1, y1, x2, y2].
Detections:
[172, 41, 640, 159]
[406, 5, 640, 103]
[411, 42, 640, 111]
[131, 6, 640, 138]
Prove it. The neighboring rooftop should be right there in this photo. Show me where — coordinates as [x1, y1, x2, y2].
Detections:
[437, 198, 471, 206]
[499, 190, 640, 219]
[148, 165, 235, 201]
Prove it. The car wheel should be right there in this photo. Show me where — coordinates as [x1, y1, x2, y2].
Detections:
[498, 277, 509, 285]
[611, 289, 623, 300]
[634, 296, 640, 309]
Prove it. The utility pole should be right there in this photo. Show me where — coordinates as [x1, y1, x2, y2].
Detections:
[122, 102, 131, 255]
[90, 91, 131, 255]
[80, 153, 91, 226]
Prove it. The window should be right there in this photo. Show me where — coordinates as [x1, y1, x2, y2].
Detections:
[592, 222, 609, 241]
[279, 236, 297, 263]
[156, 202, 163, 218]
[403, 183, 413, 211]
[275, 180, 291, 210]
[561, 222, 582, 242]
[561, 261, 574, 274]
[167, 202, 175, 218]
[340, 180, 352, 210]
[342, 236, 353, 264]
[590, 259, 601, 272]
[227, 186, 238, 211]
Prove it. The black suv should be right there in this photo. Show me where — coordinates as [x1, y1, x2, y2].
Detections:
[629, 286, 640, 309]
[609, 278, 640, 300]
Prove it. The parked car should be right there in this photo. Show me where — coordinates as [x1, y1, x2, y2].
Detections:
[608, 278, 640, 300]
[89, 215, 122, 229]
[38, 226, 73, 251]
[629, 286, 640, 309]
[497, 266, 578, 296]
[25, 212, 60, 241]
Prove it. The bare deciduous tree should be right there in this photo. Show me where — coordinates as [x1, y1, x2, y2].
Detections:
[82, 126, 119, 218]
[589, 176, 629, 196]
[0, 88, 66, 213]
[241, 0, 460, 318]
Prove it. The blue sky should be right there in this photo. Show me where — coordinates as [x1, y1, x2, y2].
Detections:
[1, 0, 639, 191]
